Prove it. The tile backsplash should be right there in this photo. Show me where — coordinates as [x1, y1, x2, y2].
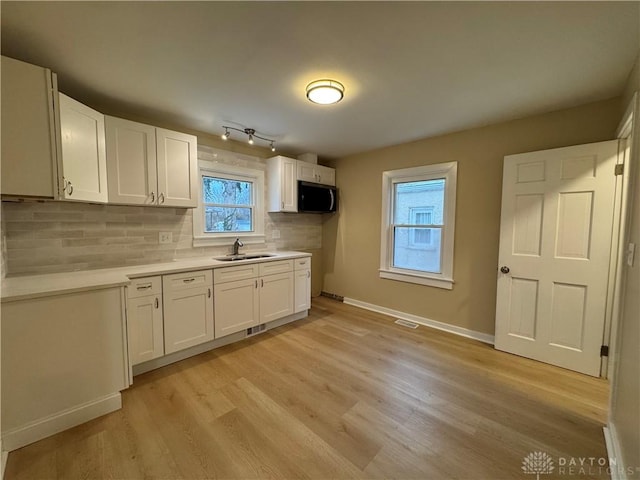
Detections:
[1, 146, 323, 276]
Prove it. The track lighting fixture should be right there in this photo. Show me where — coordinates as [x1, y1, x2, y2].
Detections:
[220, 126, 276, 151]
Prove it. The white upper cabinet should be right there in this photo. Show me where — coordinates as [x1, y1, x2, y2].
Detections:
[267, 155, 298, 212]
[58, 93, 108, 203]
[297, 162, 335, 186]
[105, 116, 197, 207]
[156, 128, 198, 208]
[1, 56, 59, 198]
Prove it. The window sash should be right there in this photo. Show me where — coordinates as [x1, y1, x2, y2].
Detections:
[380, 162, 457, 289]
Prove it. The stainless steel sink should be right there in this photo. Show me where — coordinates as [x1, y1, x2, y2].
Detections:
[214, 253, 275, 262]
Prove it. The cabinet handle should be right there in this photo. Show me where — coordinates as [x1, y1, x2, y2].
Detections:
[150, 191, 155, 203]
[281, 201, 284, 209]
[183, 278, 196, 283]
[307, 270, 310, 278]
[261, 279, 264, 287]
[66, 181, 73, 196]
[155, 297, 159, 309]
[255, 280, 258, 289]
[208, 288, 211, 298]
[159, 192, 165, 204]
[137, 284, 152, 291]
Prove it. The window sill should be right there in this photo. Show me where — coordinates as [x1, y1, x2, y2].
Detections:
[379, 269, 454, 290]
[193, 234, 265, 248]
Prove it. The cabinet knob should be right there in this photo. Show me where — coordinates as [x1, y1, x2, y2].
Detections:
[66, 181, 73, 196]
[150, 191, 155, 203]
[159, 192, 165, 204]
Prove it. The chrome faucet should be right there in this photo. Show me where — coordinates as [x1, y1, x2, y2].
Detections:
[232, 238, 244, 256]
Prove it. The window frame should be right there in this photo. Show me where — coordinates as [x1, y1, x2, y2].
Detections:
[380, 162, 457, 290]
[193, 161, 265, 247]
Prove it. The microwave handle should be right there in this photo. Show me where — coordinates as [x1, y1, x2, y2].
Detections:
[329, 189, 335, 211]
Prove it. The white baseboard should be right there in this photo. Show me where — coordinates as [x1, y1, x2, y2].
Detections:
[343, 297, 495, 345]
[2, 393, 121, 452]
[604, 424, 628, 480]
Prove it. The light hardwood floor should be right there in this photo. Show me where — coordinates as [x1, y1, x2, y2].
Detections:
[5, 296, 610, 479]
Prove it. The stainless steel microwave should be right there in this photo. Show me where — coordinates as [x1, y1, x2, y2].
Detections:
[298, 181, 337, 213]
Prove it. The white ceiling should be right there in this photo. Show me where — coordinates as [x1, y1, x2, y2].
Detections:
[1, 2, 638, 160]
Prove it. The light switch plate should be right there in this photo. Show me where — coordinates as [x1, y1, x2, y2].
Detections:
[159, 232, 173, 244]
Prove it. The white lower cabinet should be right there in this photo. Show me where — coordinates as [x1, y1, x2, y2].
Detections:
[162, 270, 214, 354]
[214, 260, 294, 338]
[127, 276, 164, 365]
[294, 257, 311, 313]
[214, 277, 260, 338]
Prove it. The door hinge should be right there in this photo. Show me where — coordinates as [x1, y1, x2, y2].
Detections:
[615, 164, 624, 176]
[600, 345, 609, 357]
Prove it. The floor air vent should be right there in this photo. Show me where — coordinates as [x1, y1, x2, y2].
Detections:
[247, 324, 266, 336]
[395, 319, 419, 329]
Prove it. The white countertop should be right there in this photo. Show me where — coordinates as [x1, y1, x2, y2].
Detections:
[1, 251, 311, 302]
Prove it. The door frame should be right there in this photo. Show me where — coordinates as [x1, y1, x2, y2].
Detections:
[605, 93, 638, 383]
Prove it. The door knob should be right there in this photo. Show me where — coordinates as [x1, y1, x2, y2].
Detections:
[500, 266, 510, 274]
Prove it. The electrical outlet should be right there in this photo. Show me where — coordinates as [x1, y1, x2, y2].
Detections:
[272, 229, 281, 239]
[159, 232, 173, 244]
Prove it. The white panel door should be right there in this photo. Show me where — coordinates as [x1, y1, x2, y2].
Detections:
[127, 294, 164, 365]
[260, 272, 294, 323]
[294, 268, 311, 313]
[58, 93, 108, 203]
[495, 140, 618, 376]
[163, 270, 214, 354]
[156, 128, 197, 208]
[214, 278, 260, 338]
[105, 116, 157, 205]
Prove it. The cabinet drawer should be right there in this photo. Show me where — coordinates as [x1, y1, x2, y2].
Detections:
[214, 263, 260, 284]
[128, 276, 162, 298]
[259, 260, 293, 276]
[164, 270, 212, 292]
[294, 257, 311, 271]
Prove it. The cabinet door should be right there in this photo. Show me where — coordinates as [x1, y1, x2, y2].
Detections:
[58, 93, 108, 203]
[1, 56, 58, 198]
[315, 164, 336, 186]
[105, 116, 157, 205]
[156, 128, 197, 208]
[214, 278, 260, 338]
[294, 268, 311, 313]
[297, 161, 317, 183]
[163, 270, 214, 354]
[128, 294, 164, 365]
[260, 272, 294, 323]
[281, 157, 298, 212]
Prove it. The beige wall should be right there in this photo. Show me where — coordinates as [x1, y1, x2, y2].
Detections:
[322, 97, 621, 336]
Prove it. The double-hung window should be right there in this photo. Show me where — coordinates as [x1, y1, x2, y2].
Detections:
[380, 162, 457, 289]
[193, 161, 265, 247]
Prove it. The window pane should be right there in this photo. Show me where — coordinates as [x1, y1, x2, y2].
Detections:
[394, 179, 445, 225]
[202, 176, 252, 206]
[393, 226, 442, 273]
[204, 207, 252, 232]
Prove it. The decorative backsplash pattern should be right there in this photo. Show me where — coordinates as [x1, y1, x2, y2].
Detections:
[1, 146, 323, 275]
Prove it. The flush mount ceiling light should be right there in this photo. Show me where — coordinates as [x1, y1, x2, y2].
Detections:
[221, 126, 276, 152]
[306, 79, 344, 105]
